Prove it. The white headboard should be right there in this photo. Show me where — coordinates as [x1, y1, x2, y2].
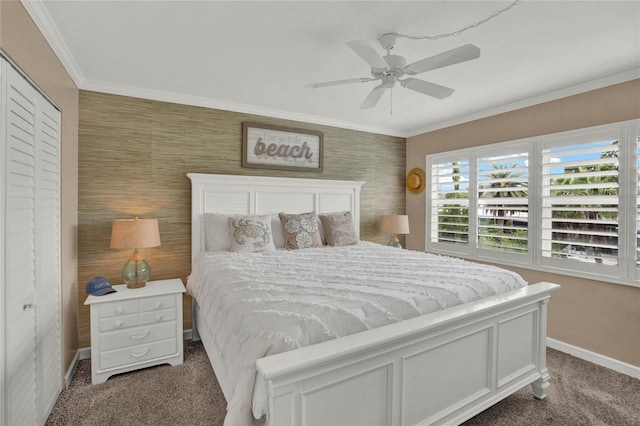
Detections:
[188, 173, 365, 259]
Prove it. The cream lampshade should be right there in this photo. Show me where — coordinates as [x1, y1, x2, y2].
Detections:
[110, 217, 161, 288]
[380, 214, 410, 248]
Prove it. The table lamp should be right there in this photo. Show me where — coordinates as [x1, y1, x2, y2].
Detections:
[380, 214, 410, 248]
[110, 217, 161, 288]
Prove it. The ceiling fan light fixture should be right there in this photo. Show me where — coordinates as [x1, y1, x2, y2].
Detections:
[307, 38, 477, 109]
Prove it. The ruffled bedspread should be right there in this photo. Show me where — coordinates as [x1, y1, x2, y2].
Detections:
[186, 242, 527, 425]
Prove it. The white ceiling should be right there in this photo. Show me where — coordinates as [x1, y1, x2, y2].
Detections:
[25, 0, 640, 137]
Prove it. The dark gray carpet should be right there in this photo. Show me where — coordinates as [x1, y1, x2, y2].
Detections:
[46, 341, 640, 426]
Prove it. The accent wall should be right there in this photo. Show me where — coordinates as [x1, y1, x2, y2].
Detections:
[77, 90, 406, 347]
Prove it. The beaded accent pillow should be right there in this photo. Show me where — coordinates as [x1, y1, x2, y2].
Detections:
[278, 211, 323, 250]
[319, 211, 358, 246]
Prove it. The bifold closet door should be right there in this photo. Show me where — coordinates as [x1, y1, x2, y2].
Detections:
[35, 84, 62, 422]
[3, 57, 39, 426]
[1, 58, 61, 425]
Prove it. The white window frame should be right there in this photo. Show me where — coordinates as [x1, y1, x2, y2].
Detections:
[425, 119, 640, 288]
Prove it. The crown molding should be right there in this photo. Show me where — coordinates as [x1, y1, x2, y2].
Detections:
[21, 0, 86, 87]
[21, 1, 639, 140]
[81, 79, 407, 137]
[407, 68, 640, 137]
[23, 0, 403, 136]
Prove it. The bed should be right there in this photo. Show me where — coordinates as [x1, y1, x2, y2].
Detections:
[187, 173, 560, 426]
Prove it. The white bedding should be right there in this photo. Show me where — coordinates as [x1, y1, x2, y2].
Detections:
[186, 241, 527, 425]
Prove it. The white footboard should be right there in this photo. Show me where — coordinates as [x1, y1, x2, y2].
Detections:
[256, 282, 559, 426]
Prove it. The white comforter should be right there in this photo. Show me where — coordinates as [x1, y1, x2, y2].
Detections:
[186, 242, 527, 425]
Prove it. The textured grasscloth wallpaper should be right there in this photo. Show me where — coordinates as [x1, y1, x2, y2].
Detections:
[78, 90, 406, 347]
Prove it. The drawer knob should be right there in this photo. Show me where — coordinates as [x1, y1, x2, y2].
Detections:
[114, 321, 123, 329]
[130, 348, 150, 358]
[130, 330, 150, 340]
[154, 302, 161, 309]
[115, 307, 123, 314]
[155, 314, 162, 322]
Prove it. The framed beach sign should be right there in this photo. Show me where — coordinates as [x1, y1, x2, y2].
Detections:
[242, 122, 323, 172]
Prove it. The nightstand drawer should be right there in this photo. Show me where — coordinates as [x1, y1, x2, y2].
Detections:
[99, 313, 139, 332]
[100, 321, 177, 351]
[99, 300, 139, 319]
[140, 307, 176, 325]
[140, 294, 176, 312]
[100, 338, 178, 371]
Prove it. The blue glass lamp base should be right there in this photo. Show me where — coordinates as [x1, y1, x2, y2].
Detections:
[387, 236, 402, 249]
[122, 249, 151, 288]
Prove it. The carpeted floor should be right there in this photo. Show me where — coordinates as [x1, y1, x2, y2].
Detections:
[46, 340, 639, 426]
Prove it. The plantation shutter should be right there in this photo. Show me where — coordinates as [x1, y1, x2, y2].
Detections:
[429, 158, 470, 247]
[541, 135, 619, 267]
[476, 152, 528, 255]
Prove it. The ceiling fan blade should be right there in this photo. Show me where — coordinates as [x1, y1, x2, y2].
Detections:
[305, 77, 373, 88]
[347, 40, 388, 70]
[360, 84, 388, 109]
[401, 78, 454, 99]
[405, 44, 481, 75]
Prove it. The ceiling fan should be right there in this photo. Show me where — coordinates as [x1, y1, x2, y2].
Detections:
[306, 34, 481, 109]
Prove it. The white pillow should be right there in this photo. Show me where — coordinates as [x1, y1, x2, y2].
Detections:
[271, 215, 285, 249]
[204, 213, 231, 251]
[228, 214, 277, 253]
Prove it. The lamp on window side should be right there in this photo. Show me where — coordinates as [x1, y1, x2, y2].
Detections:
[380, 214, 410, 249]
[110, 217, 161, 289]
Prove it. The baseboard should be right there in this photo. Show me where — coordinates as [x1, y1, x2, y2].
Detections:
[64, 347, 90, 388]
[547, 338, 640, 379]
[63, 351, 80, 388]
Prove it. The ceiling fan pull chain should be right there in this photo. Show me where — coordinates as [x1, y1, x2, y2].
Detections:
[380, 0, 522, 42]
[390, 88, 393, 115]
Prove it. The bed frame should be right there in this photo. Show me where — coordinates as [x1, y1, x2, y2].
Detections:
[188, 173, 560, 426]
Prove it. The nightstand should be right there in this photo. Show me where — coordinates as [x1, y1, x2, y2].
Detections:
[84, 278, 186, 384]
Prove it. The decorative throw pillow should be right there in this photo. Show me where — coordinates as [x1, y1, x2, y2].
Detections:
[228, 215, 276, 253]
[319, 211, 358, 246]
[278, 211, 323, 250]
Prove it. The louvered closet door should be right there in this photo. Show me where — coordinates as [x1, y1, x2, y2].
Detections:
[3, 60, 39, 426]
[35, 94, 61, 423]
[1, 59, 61, 425]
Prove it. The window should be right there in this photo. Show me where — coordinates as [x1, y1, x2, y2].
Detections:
[426, 120, 639, 287]
[541, 135, 619, 268]
[429, 158, 470, 249]
[477, 151, 529, 256]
